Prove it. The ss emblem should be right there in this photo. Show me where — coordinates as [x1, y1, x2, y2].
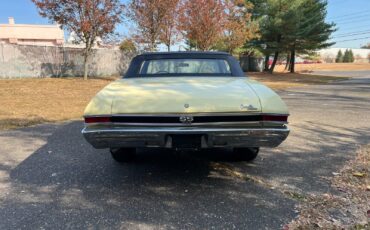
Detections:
[179, 116, 194, 124]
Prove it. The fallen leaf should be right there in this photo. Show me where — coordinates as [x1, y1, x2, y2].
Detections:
[367, 185, 370, 191]
[353, 172, 366, 177]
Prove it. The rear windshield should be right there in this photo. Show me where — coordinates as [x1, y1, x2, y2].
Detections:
[138, 58, 232, 76]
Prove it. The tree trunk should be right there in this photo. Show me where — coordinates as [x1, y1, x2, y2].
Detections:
[83, 53, 89, 80]
[149, 37, 156, 51]
[264, 55, 270, 71]
[269, 34, 282, 73]
[285, 53, 290, 70]
[167, 44, 171, 52]
[290, 49, 296, 73]
[269, 51, 279, 73]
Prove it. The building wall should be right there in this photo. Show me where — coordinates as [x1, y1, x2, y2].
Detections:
[0, 39, 63, 46]
[0, 44, 137, 78]
[0, 18, 64, 46]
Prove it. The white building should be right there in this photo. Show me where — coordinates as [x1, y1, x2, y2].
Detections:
[318, 48, 370, 63]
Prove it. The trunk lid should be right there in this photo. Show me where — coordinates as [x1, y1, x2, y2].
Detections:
[110, 77, 261, 114]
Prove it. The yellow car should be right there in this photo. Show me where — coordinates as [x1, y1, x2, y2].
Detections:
[82, 52, 289, 162]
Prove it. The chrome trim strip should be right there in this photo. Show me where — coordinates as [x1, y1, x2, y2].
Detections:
[83, 112, 290, 118]
[84, 121, 288, 127]
[85, 121, 266, 127]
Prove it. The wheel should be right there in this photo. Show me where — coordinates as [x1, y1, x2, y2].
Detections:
[233, 147, 260, 161]
[110, 148, 136, 163]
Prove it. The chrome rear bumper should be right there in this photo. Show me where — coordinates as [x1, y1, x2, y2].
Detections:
[82, 125, 289, 149]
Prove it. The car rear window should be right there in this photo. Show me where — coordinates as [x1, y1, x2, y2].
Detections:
[138, 58, 232, 76]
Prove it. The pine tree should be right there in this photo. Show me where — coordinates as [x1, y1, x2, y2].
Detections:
[343, 49, 350, 63]
[248, 0, 296, 73]
[348, 49, 354, 62]
[285, 0, 336, 72]
[336, 50, 343, 63]
[248, 0, 335, 73]
[184, 38, 198, 51]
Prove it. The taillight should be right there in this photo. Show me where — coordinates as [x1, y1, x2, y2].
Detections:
[84, 116, 111, 123]
[262, 115, 288, 122]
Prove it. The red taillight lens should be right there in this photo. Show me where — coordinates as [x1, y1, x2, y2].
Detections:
[262, 115, 288, 122]
[84, 116, 111, 123]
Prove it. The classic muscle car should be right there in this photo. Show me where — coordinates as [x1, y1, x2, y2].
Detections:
[82, 52, 289, 162]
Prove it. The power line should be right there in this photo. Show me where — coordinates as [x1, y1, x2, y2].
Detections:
[336, 18, 370, 25]
[334, 29, 370, 36]
[327, 10, 370, 20]
[333, 36, 370, 43]
[337, 24, 370, 31]
[333, 13, 370, 22]
[332, 31, 370, 38]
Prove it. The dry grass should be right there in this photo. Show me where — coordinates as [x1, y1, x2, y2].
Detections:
[275, 63, 370, 73]
[248, 72, 349, 90]
[287, 146, 370, 229]
[0, 77, 115, 130]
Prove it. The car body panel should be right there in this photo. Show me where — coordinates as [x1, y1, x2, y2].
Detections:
[84, 77, 288, 116]
[246, 79, 289, 114]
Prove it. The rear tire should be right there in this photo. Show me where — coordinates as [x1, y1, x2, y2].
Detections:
[233, 147, 260, 161]
[110, 148, 136, 163]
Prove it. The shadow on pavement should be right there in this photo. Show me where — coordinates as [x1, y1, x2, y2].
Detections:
[0, 121, 296, 229]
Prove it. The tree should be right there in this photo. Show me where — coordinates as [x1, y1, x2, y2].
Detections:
[128, 0, 176, 51]
[343, 49, 350, 62]
[184, 38, 198, 51]
[335, 50, 343, 63]
[368, 53, 370, 63]
[119, 38, 137, 52]
[248, 0, 295, 73]
[342, 49, 354, 63]
[159, 0, 181, 51]
[221, 0, 259, 54]
[248, 0, 335, 73]
[361, 43, 370, 49]
[348, 49, 354, 62]
[32, 0, 124, 80]
[178, 0, 227, 51]
[285, 0, 336, 73]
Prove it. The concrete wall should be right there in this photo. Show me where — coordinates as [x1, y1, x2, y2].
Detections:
[239, 56, 265, 72]
[0, 44, 137, 78]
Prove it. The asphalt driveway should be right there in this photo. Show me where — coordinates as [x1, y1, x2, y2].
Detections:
[0, 71, 369, 229]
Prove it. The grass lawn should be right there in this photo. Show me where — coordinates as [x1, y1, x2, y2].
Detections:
[275, 62, 370, 72]
[0, 73, 349, 130]
[0, 77, 114, 130]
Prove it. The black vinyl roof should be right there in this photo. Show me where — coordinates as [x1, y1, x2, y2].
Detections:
[136, 51, 231, 59]
[139, 51, 230, 56]
[124, 51, 245, 77]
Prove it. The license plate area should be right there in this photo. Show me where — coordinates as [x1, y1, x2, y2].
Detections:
[171, 134, 202, 149]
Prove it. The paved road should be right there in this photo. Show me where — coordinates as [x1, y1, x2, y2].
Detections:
[0, 72, 369, 229]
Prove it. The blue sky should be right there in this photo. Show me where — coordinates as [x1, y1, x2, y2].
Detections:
[0, 0, 369, 49]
